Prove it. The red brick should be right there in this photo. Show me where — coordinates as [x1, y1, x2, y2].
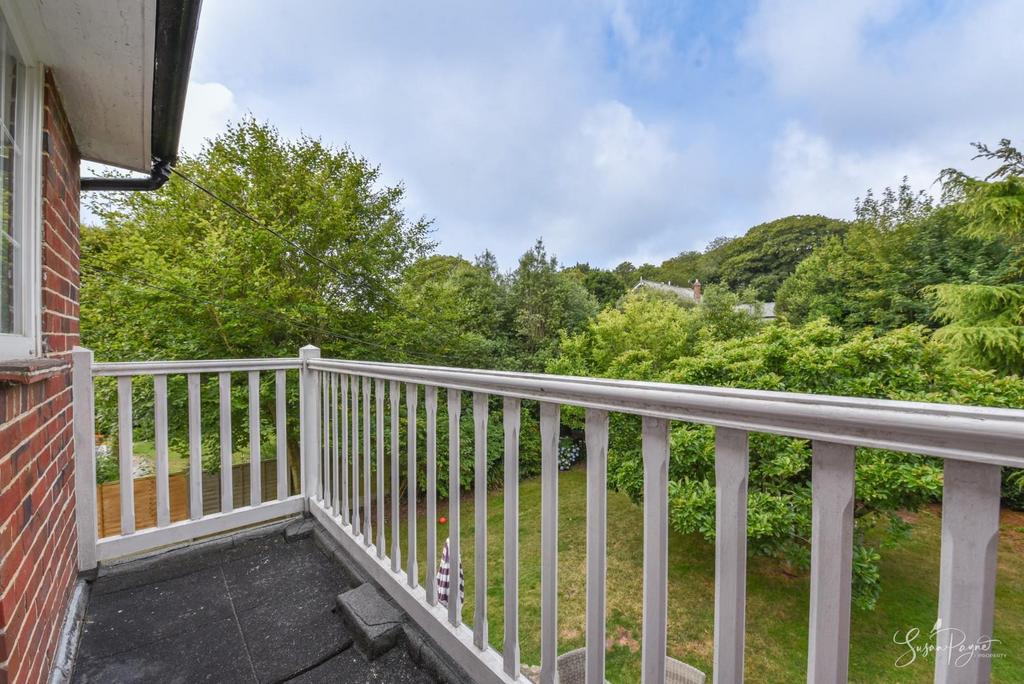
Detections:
[0, 70, 80, 684]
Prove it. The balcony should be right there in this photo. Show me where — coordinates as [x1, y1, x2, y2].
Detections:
[67, 346, 1024, 683]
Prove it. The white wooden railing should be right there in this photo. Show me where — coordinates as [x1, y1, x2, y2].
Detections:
[71, 345, 1024, 684]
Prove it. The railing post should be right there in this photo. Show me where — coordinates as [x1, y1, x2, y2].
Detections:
[502, 397, 521, 678]
[714, 428, 749, 684]
[72, 347, 98, 571]
[807, 441, 855, 684]
[539, 402, 560, 684]
[299, 345, 321, 505]
[116, 375, 136, 533]
[472, 392, 489, 650]
[587, 409, 609, 684]
[935, 460, 1001, 684]
[641, 416, 669, 684]
[426, 385, 438, 605]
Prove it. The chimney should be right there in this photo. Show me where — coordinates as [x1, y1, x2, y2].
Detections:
[693, 279, 702, 303]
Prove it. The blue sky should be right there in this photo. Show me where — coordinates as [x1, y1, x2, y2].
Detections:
[168, 0, 1023, 269]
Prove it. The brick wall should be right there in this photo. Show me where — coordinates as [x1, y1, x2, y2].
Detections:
[0, 71, 81, 684]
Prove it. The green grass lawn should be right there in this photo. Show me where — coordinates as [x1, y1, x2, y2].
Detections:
[388, 466, 1024, 683]
[130, 439, 279, 474]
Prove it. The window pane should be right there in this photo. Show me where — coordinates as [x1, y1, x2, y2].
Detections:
[0, 49, 15, 334]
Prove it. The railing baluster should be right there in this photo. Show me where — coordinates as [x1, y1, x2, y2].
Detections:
[935, 460, 1001, 684]
[116, 376, 135, 535]
[407, 382, 419, 588]
[154, 375, 170, 527]
[539, 402, 560, 684]
[320, 374, 328, 502]
[426, 385, 439, 605]
[332, 374, 340, 513]
[448, 389, 462, 627]
[187, 373, 202, 519]
[390, 380, 401, 572]
[275, 370, 287, 501]
[376, 378, 385, 558]
[219, 372, 233, 513]
[342, 374, 349, 525]
[249, 371, 261, 507]
[473, 392, 489, 650]
[807, 441, 855, 683]
[72, 348, 97, 568]
[503, 397, 521, 677]
[586, 408, 609, 683]
[352, 375, 360, 533]
[364, 376, 372, 545]
[641, 416, 669, 684]
[714, 428, 749, 684]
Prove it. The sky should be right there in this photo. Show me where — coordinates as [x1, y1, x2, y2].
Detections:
[157, 0, 1024, 269]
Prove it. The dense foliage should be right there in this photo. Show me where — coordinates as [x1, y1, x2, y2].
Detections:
[83, 119, 433, 481]
[618, 214, 847, 299]
[776, 207, 1009, 330]
[552, 296, 1024, 608]
[930, 140, 1024, 374]
[83, 121, 1023, 610]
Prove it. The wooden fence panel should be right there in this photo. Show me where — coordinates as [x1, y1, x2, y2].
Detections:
[98, 460, 285, 538]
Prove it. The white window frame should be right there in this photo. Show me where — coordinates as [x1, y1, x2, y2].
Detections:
[0, 4, 43, 361]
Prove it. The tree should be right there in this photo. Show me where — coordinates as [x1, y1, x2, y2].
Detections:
[552, 312, 1024, 609]
[776, 206, 1009, 330]
[504, 239, 598, 370]
[377, 254, 507, 366]
[930, 139, 1024, 374]
[82, 118, 433, 476]
[653, 216, 847, 300]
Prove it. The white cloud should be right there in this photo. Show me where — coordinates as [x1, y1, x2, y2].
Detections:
[743, 0, 1024, 225]
[178, 81, 239, 156]
[766, 121, 943, 219]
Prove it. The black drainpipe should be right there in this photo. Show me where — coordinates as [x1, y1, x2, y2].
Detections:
[80, 0, 202, 192]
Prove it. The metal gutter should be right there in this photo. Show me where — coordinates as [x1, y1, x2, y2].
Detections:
[80, 0, 203, 192]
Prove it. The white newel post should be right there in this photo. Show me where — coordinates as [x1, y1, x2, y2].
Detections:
[299, 345, 321, 505]
[807, 441, 855, 684]
[935, 460, 1001, 684]
[72, 347, 98, 571]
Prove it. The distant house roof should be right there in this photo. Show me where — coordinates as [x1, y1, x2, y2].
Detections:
[634, 278, 776, 319]
[734, 302, 776, 319]
[631, 278, 699, 302]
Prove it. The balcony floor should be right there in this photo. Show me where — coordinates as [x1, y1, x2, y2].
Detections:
[71, 523, 437, 683]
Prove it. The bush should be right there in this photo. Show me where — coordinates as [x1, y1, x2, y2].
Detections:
[552, 306, 1024, 609]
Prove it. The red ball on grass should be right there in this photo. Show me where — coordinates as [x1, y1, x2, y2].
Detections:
[439, 516, 448, 524]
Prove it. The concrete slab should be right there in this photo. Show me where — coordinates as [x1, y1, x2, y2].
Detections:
[72, 523, 439, 684]
[73, 616, 252, 684]
[288, 646, 437, 684]
[336, 584, 405, 660]
[234, 566, 353, 683]
[78, 565, 233, 659]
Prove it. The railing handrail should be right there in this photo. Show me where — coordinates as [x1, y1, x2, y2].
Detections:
[308, 358, 1024, 466]
[92, 357, 302, 376]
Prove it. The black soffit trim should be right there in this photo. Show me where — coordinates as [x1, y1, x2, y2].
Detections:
[80, 0, 202, 192]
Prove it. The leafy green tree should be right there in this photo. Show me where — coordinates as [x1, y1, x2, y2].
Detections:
[504, 239, 599, 370]
[776, 207, 1009, 330]
[379, 254, 507, 366]
[654, 216, 847, 300]
[553, 309, 1024, 609]
[930, 139, 1024, 373]
[82, 118, 433, 476]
